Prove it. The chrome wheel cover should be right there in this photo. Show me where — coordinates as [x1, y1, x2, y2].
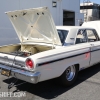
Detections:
[66, 65, 76, 81]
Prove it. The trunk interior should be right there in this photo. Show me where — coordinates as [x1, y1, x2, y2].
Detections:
[0, 44, 54, 57]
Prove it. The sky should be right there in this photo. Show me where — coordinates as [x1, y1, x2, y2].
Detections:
[80, 0, 100, 4]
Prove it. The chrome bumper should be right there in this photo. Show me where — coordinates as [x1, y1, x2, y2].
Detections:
[0, 64, 41, 84]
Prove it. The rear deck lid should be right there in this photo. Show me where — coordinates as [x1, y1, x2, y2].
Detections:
[6, 7, 61, 45]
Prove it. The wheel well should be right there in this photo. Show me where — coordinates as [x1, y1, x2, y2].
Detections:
[60, 64, 80, 77]
[75, 64, 79, 71]
[59, 64, 79, 86]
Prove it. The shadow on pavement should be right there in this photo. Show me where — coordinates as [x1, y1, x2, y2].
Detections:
[3, 63, 100, 99]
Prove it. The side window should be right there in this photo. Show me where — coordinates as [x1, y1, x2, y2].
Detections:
[75, 30, 87, 44]
[86, 30, 98, 42]
[57, 30, 64, 44]
[62, 30, 68, 41]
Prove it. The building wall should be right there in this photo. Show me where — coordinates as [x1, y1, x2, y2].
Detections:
[0, 0, 83, 27]
[75, 12, 84, 25]
[63, 0, 83, 26]
[12, 0, 63, 25]
[0, 0, 20, 45]
[0, 0, 83, 45]
[63, 0, 80, 12]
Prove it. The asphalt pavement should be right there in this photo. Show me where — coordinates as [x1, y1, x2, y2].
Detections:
[0, 64, 100, 100]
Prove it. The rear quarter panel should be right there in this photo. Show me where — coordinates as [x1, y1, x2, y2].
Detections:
[29, 43, 91, 82]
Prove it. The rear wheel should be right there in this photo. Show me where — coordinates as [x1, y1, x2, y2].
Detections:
[60, 65, 78, 86]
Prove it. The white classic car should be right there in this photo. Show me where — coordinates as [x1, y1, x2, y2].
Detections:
[0, 7, 100, 87]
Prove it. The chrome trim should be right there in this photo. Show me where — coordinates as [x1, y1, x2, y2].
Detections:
[66, 65, 76, 81]
[0, 64, 41, 84]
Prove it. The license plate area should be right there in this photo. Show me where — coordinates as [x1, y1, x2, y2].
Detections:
[1, 69, 11, 77]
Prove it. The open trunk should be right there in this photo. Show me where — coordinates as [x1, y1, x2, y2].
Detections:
[1, 7, 61, 57]
[0, 44, 54, 57]
[0, 43, 55, 68]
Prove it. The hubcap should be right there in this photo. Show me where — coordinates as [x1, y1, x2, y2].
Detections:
[66, 65, 76, 81]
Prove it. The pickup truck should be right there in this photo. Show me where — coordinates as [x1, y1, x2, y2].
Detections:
[0, 7, 100, 86]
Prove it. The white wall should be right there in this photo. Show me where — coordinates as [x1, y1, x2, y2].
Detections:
[0, 0, 83, 45]
[63, 0, 80, 12]
[0, 0, 82, 27]
[0, 0, 20, 45]
[62, 0, 83, 26]
[0, 0, 63, 45]
[19, 0, 62, 25]
[75, 13, 84, 25]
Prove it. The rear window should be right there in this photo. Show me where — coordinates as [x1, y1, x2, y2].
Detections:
[57, 30, 68, 45]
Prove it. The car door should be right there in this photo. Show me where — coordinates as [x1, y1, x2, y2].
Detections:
[75, 29, 91, 68]
[86, 29, 100, 65]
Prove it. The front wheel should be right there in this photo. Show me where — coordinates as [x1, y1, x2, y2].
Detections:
[60, 65, 78, 86]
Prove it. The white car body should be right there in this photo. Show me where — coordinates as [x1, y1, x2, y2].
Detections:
[82, 21, 100, 37]
[0, 7, 100, 86]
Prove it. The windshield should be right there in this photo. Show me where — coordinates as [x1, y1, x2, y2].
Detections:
[57, 30, 68, 45]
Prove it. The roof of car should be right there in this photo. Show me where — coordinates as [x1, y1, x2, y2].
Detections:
[56, 26, 95, 30]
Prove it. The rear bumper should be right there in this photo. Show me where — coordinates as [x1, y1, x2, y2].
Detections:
[0, 64, 41, 84]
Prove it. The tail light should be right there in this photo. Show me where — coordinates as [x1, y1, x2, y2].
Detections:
[26, 59, 34, 69]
